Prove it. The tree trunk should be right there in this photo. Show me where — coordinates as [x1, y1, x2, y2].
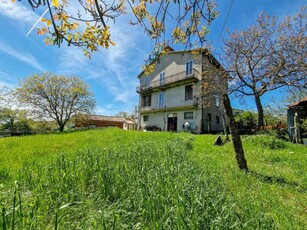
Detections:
[255, 94, 264, 129]
[222, 114, 230, 141]
[10, 118, 14, 133]
[222, 94, 249, 172]
[59, 124, 65, 132]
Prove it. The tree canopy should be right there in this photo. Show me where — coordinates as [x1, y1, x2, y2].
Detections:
[16, 73, 96, 132]
[222, 7, 306, 128]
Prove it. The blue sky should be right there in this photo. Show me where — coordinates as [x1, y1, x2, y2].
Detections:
[0, 0, 304, 115]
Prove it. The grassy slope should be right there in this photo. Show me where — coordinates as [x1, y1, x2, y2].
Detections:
[0, 128, 306, 229]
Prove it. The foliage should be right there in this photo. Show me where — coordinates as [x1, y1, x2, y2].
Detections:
[0, 108, 31, 134]
[17, 0, 218, 63]
[285, 88, 307, 105]
[234, 111, 257, 135]
[16, 72, 96, 132]
[0, 129, 306, 229]
[300, 118, 307, 137]
[29, 119, 59, 133]
[243, 135, 286, 150]
[222, 7, 307, 129]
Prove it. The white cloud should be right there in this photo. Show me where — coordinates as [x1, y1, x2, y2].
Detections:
[0, 70, 18, 84]
[56, 15, 149, 115]
[0, 1, 39, 25]
[0, 80, 15, 89]
[0, 40, 45, 71]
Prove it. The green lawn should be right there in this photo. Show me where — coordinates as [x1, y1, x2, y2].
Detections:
[0, 128, 306, 229]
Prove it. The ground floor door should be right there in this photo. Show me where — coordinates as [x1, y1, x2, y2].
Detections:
[167, 113, 177, 132]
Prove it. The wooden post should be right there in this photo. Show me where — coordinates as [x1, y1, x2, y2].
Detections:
[294, 112, 303, 144]
[222, 94, 248, 172]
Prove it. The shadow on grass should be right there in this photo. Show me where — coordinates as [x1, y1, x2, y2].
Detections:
[249, 171, 306, 193]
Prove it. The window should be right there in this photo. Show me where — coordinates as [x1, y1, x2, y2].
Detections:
[185, 85, 193, 100]
[207, 113, 212, 123]
[216, 116, 220, 124]
[186, 60, 193, 76]
[143, 95, 151, 107]
[215, 94, 220, 107]
[145, 76, 150, 87]
[143, 116, 149, 122]
[184, 112, 193, 120]
[160, 72, 165, 85]
[159, 92, 165, 108]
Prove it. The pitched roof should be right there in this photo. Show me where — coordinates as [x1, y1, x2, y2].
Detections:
[87, 115, 126, 122]
[86, 115, 136, 123]
[289, 96, 307, 108]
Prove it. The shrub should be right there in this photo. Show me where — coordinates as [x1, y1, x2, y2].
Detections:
[243, 135, 286, 149]
[235, 111, 257, 134]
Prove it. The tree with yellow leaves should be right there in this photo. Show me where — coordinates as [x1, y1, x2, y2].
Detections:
[15, 0, 218, 62]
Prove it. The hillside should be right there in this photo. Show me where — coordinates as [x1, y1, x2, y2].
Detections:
[0, 128, 306, 229]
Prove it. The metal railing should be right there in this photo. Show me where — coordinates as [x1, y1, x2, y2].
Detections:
[140, 96, 199, 112]
[137, 69, 200, 93]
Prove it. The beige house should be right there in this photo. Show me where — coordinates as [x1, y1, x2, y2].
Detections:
[136, 48, 226, 134]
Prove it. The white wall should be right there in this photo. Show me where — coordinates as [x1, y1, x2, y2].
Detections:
[139, 52, 202, 85]
[140, 108, 202, 133]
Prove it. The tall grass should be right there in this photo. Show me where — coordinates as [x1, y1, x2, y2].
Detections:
[0, 129, 306, 229]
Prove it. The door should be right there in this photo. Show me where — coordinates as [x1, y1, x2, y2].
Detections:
[167, 113, 178, 132]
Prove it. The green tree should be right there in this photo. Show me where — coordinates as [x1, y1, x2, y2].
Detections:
[0, 108, 30, 133]
[16, 73, 96, 132]
[222, 7, 306, 129]
[234, 111, 257, 135]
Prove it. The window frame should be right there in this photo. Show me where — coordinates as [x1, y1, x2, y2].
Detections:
[215, 94, 220, 107]
[143, 116, 149, 122]
[143, 94, 151, 107]
[159, 92, 165, 109]
[145, 76, 150, 88]
[216, 116, 220, 124]
[184, 112, 193, 120]
[159, 71, 165, 85]
[185, 84, 193, 101]
[186, 60, 193, 76]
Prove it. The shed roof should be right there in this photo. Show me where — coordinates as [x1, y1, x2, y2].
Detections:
[87, 115, 126, 122]
[86, 115, 136, 124]
[289, 97, 307, 108]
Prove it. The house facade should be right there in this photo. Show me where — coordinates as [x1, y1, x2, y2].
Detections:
[136, 48, 226, 134]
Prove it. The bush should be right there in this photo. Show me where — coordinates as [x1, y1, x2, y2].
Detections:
[243, 135, 286, 149]
[256, 128, 290, 141]
[235, 111, 257, 134]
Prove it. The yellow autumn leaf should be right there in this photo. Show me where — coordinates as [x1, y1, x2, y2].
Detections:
[52, 0, 59, 7]
[41, 18, 51, 26]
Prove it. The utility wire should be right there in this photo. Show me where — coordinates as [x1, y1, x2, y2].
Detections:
[26, 4, 53, 36]
[216, 0, 234, 49]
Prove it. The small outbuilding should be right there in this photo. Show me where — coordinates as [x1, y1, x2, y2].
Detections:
[287, 97, 307, 143]
[75, 115, 137, 130]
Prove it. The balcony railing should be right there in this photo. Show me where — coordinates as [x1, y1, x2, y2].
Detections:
[137, 69, 200, 93]
[140, 96, 199, 112]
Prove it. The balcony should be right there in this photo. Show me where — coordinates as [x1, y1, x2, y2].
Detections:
[140, 96, 199, 114]
[136, 69, 200, 93]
